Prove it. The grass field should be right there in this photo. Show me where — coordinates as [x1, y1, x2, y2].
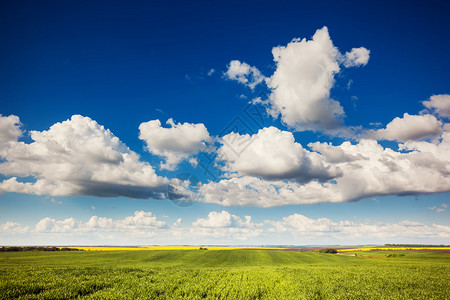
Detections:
[1, 249, 449, 299]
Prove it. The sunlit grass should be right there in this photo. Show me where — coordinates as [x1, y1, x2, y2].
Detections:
[1, 250, 449, 299]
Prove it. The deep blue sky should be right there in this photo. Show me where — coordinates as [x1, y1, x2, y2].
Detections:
[0, 0, 449, 245]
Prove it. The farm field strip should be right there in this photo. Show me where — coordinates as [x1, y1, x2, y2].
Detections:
[63, 246, 284, 251]
[1, 250, 449, 299]
[67, 245, 450, 252]
[338, 247, 450, 252]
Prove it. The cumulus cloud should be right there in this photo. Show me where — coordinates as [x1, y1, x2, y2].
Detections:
[35, 211, 167, 234]
[192, 210, 257, 228]
[218, 126, 340, 183]
[36, 217, 79, 233]
[313, 136, 450, 201]
[266, 27, 345, 131]
[422, 94, 450, 118]
[139, 118, 211, 170]
[0, 221, 29, 234]
[366, 113, 443, 142]
[0, 115, 167, 198]
[224, 27, 370, 133]
[0, 115, 22, 152]
[342, 47, 370, 67]
[224, 60, 266, 89]
[201, 127, 450, 207]
[115, 210, 167, 229]
[191, 210, 263, 241]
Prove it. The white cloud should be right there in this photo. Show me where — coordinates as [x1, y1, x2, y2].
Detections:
[0, 115, 22, 153]
[225, 27, 370, 133]
[173, 218, 182, 227]
[192, 210, 257, 228]
[193, 211, 233, 228]
[36, 217, 79, 233]
[2, 211, 449, 245]
[191, 210, 263, 241]
[266, 27, 344, 131]
[1, 210, 263, 244]
[115, 211, 167, 229]
[201, 128, 450, 207]
[266, 27, 371, 132]
[0, 221, 29, 234]
[224, 60, 266, 89]
[188, 157, 198, 167]
[313, 136, 450, 201]
[50, 198, 62, 205]
[307, 141, 364, 163]
[0, 115, 167, 199]
[366, 113, 443, 141]
[35, 211, 167, 235]
[430, 203, 448, 213]
[207, 68, 215, 76]
[138, 118, 211, 170]
[188, 226, 264, 242]
[218, 126, 340, 183]
[422, 94, 450, 118]
[342, 47, 370, 67]
[200, 176, 339, 207]
[267, 213, 450, 242]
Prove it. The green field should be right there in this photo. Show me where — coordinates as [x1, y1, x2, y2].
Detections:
[1, 250, 449, 299]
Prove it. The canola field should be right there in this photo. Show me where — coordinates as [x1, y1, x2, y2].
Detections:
[1, 249, 449, 299]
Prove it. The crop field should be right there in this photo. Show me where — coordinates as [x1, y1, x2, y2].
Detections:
[1, 249, 449, 299]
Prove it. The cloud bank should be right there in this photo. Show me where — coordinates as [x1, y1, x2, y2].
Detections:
[1, 210, 448, 245]
[202, 126, 450, 207]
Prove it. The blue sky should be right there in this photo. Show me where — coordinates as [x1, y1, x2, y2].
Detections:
[1, 0, 449, 245]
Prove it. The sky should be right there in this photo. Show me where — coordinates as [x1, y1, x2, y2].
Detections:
[1, 0, 449, 246]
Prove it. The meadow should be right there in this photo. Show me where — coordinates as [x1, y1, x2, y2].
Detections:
[1, 249, 449, 299]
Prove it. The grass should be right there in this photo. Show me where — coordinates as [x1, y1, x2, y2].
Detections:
[1, 250, 449, 299]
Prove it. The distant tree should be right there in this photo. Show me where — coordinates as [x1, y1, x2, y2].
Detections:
[319, 248, 338, 254]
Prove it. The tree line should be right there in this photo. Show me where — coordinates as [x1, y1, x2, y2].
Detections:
[0, 246, 83, 252]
